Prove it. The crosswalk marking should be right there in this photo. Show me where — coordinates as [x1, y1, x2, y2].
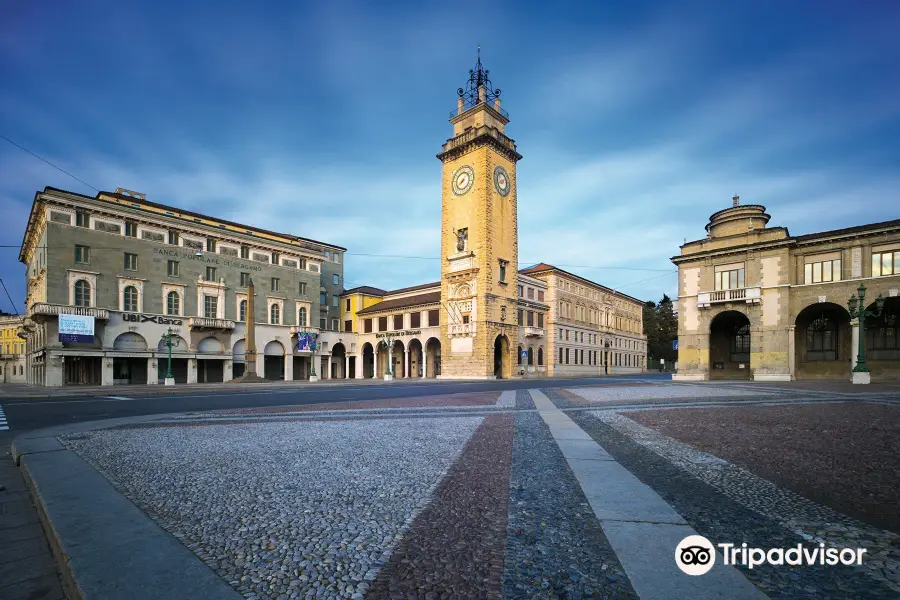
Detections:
[102, 396, 133, 401]
[0, 404, 8, 430]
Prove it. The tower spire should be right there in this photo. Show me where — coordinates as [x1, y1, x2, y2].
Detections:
[457, 46, 501, 112]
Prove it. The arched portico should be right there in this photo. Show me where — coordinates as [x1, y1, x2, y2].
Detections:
[794, 302, 851, 380]
[408, 339, 423, 378]
[866, 296, 900, 380]
[425, 337, 441, 377]
[493, 334, 511, 379]
[392, 340, 405, 378]
[362, 342, 375, 378]
[331, 342, 346, 379]
[709, 310, 751, 380]
[263, 340, 285, 380]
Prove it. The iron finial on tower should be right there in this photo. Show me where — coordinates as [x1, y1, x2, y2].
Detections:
[733, 194, 740, 207]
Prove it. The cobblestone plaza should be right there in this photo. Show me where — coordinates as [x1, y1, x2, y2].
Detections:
[53, 381, 900, 599]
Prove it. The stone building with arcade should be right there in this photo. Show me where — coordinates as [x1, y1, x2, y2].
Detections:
[672, 196, 900, 382]
[15, 53, 647, 386]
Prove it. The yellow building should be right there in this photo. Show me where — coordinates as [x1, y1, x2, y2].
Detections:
[672, 196, 900, 382]
[1, 313, 26, 383]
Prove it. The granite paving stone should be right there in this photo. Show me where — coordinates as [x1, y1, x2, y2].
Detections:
[61, 417, 483, 600]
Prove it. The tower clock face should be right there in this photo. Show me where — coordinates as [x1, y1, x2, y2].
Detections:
[452, 165, 475, 196]
[494, 166, 511, 196]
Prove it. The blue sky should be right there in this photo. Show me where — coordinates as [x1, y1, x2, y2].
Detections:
[1, 1, 899, 312]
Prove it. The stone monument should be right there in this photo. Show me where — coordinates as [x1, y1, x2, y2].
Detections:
[233, 277, 266, 383]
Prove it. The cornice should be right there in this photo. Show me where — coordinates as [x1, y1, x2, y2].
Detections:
[436, 131, 523, 164]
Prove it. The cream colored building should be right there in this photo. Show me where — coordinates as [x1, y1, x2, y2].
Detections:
[673, 195, 900, 381]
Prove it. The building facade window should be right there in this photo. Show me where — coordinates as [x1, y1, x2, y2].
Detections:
[320, 292, 327, 305]
[393, 314, 403, 330]
[331, 318, 338, 331]
[125, 221, 138, 237]
[805, 316, 837, 361]
[428, 309, 439, 326]
[240, 245, 250, 259]
[206, 267, 217, 282]
[299, 282, 307, 295]
[345, 298, 351, 311]
[270, 303, 280, 325]
[498, 260, 508, 283]
[75, 245, 90, 264]
[240, 272, 250, 287]
[204, 296, 218, 318]
[74, 280, 91, 307]
[319, 317, 327, 329]
[804, 259, 841, 284]
[123, 286, 138, 312]
[410, 312, 421, 328]
[517, 285, 524, 297]
[166, 291, 180, 316]
[527, 311, 534, 326]
[364, 318, 372, 333]
[332, 296, 339, 308]
[76, 210, 90, 227]
[527, 347, 533, 366]
[872, 250, 899, 277]
[344, 320, 352, 332]
[538, 347, 544, 366]
[527, 287, 534, 299]
[297, 307, 306, 326]
[333, 274, 339, 285]
[271, 277, 279, 292]
[517, 345, 523, 365]
[168, 230, 179, 245]
[207, 238, 217, 252]
[538, 290, 545, 301]
[124, 253, 138, 271]
[167, 260, 179, 277]
[731, 324, 751, 362]
[715, 266, 745, 290]
[518, 309, 524, 324]
[378, 316, 388, 331]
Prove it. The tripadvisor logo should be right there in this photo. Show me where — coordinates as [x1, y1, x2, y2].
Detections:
[675, 535, 868, 575]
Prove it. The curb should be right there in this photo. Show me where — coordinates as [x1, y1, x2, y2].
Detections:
[12, 414, 243, 600]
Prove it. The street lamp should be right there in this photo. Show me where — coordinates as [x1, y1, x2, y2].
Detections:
[380, 333, 396, 380]
[308, 331, 319, 381]
[847, 283, 885, 383]
[160, 327, 179, 385]
[603, 340, 610, 375]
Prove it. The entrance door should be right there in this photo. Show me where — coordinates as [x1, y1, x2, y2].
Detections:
[198, 360, 224, 383]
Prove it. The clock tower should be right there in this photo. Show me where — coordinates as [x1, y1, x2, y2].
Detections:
[437, 49, 523, 379]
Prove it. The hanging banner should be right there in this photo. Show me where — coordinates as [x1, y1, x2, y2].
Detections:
[59, 314, 95, 343]
[296, 332, 318, 352]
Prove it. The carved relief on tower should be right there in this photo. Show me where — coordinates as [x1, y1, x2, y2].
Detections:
[447, 280, 477, 339]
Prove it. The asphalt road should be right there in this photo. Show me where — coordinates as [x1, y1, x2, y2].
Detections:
[0, 374, 671, 432]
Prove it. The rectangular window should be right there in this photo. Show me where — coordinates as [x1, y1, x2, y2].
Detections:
[319, 317, 326, 329]
[204, 296, 218, 318]
[538, 290, 545, 302]
[804, 258, 841, 284]
[332, 296, 339, 308]
[428, 309, 440, 327]
[320, 292, 327, 305]
[76, 210, 90, 227]
[168, 260, 180, 277]
[331, 318, 338, 331]
[527, 311, 534, 326]
[271, 277, 279, 292]
[75, 245, 90, 264]
[518, 309, 524, 324]
[168, 230, 179, 245]
[499, 260, 508, 283]
[872, 250, 898, 277]
[393, 314, 404, 330]
[325, 251, 330, 260]
[240, 272, 250, 287]
[364, 318, 373, 333]
[410, 312, 421, 328]
[344, 320, 353, 333]
[207, 238, 217, 252]
[566, 330, 570, 341]
[299, 282, 307, 295]
[378, 316, 388, 331]
[714, 266, 745, 290]
[333, 274, 339, 285]
[240, 245, 250, 259]
[272, 251, 279, 265]
[527, 287, 534, 299]
[517, 285, 524, 297]
[345, 298, 351, 311]
[537, 313, 544, 328]
[565, 348, 570, 364]
[124, 253, 138, 271]
[558, 348, 563, 364]
[206, 267, 217, 282]
[124, 221, 138, 237]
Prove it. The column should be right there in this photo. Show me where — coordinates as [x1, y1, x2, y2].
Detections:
[345, 355, 351, 380]
[102, 358, 114, 386]
[851, 320, 860, 372]
[224, 359, 233, 382]
[323, 356, 330, 379]
[283, 354, 293, 381]
[148, 358, 158, 384]
[787, 326, 796, 381]
[423, 351, 429, 378]
[256, 354, 265, 379]
[187, 358, 198, 383]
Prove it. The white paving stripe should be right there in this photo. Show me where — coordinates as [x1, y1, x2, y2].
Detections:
[529, 389, 767, 600]
[0, 404, 8, 430]
[495, 390, 517, 407]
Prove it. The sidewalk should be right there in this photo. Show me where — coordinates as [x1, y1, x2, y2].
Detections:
[0, 432, 67, 600]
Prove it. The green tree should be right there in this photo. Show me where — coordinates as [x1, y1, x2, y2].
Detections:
[643, 294, 678, 362]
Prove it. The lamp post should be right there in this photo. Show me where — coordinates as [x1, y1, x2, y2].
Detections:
[160, 327, 179, 386]
[308, 331, 319, 382]
[604, 341, 610, 376]
[847, 283, 885, 384]
[380, 333, 396, 380]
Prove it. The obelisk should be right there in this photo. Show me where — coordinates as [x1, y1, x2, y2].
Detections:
[236, 277, 265, 382]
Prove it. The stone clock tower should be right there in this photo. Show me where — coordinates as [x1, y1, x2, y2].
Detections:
[437, 49, 522, 379]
